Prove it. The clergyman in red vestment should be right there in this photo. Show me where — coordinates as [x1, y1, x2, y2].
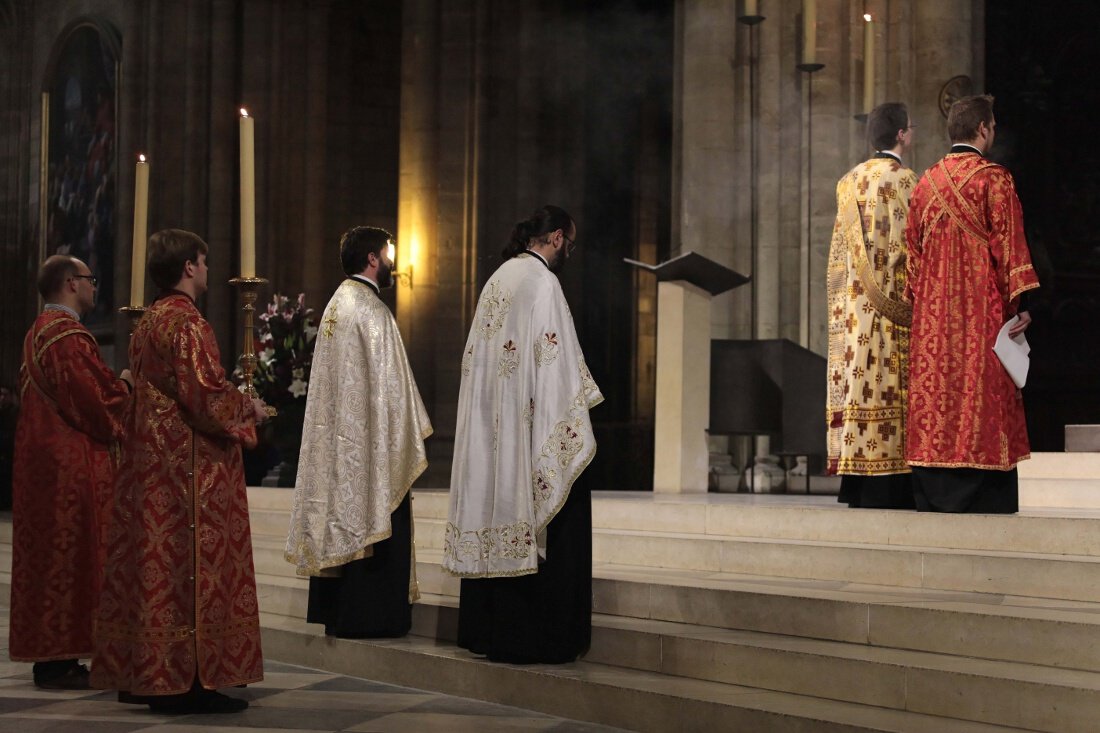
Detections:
[904, 95, 1040, 513]
[91, 229, 268, 713]
[10, 255, 132, 689]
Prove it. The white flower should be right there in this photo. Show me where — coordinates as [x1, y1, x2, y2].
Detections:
[303, 323, 318, 340]
[292, 368, 304, 380]
[259, 347, 275, 363]
[288, 378, 308, 398]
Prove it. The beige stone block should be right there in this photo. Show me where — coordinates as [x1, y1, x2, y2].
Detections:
[1019, 478, 1100, 509]
[415, 517, 447, 550]
[921, 552, 1100, 603]
[250, 508, 293, 537]
[593, 532, 721, 572]
[1019, 452, 1100, 479]
[905, 665, 1100, 733]
[644, 583, 869, 644]
[412, 489, 450, 519]
[659, 634, 906, 710]
[583, 622, 661, 673]
[869, 604, 1100, 673]
[1065, 425, 1100, 453]
[715, 540, 923, 588]
[593, 496, 707, 534]
[247, 486, 294, 510]
[592, 577, 652, 620]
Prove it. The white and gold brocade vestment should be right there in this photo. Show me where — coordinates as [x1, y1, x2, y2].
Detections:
[444, 253, 603, 578]
[826, 156, 915, 476]
[285, 279, 432, 589]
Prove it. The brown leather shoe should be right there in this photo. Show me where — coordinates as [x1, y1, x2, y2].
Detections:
[35, 664, 91, 690]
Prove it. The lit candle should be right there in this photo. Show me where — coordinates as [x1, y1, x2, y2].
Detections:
[863, 14, 875, 112]
[745, 0, 758, 16]
[130, 154, 149, 307]
[802, 0, 817, 66]
[239, 108, 256, 278]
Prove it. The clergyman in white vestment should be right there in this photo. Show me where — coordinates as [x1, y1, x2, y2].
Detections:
[285, 226, 432, 638]
[445, 205, 604, 663]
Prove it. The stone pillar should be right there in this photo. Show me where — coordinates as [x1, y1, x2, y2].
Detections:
[654, 281, 712, 493]
[396, 0, 440, 418]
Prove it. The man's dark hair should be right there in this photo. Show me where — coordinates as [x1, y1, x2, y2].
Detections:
[503, 205, 574, 260]
[340, 226, 392, 277]
[36, 255, 81, 300]
[147, 229, 209, 291]
[947, 95, 995, 143]
[867, 102, 909, 152]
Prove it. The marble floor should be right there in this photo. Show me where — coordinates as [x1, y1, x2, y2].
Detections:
[0, 608, 629, 733]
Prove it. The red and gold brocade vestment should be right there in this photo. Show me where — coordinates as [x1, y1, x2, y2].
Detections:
[827, 157, 915, 476]
[904, 152, 1039, 469]
[92, 293, 262, 694]
[10, 310, 130, 661]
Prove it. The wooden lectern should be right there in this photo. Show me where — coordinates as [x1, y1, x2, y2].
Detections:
[626, 252, 750, 493]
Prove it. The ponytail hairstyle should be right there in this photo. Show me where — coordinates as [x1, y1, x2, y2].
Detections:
[502, 204, 574, 260]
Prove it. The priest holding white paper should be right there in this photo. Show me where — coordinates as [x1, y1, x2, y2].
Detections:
[444, 205, 603, 664]
[285, 226, 432, 638]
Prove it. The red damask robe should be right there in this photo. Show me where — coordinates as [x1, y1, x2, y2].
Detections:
[9, 310, 130, 661]
[91, 293, 262, 695]
[904, 152, 1040, 469]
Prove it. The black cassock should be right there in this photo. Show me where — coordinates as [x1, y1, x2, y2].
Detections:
[306, 493, 413, 638]
[457, 483, 592, 664]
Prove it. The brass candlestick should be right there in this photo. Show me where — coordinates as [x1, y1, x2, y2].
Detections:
[118, 305, 147, 336]
[229, 276, 277, 416]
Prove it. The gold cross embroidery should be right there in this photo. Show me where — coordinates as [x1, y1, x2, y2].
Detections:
[322, 311, 338, 338]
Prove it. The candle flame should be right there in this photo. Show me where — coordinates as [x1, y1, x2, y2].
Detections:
[240, 107, 249, 118]
[138, 154, 146, 162]
[864, 13, 872, 21]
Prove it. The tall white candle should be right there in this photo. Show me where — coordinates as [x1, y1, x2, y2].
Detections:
[130, 154, 149, 307]
[239, 108, 256, 278]
[802, 0, 817, 65]
[745, 0, 758, 17]
[863, 14, 875, 112]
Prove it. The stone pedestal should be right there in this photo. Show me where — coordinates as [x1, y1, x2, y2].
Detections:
[654, 280, 712, 493]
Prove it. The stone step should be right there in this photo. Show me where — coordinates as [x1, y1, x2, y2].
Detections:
[592, 563, 1100, 674]
[250, 542, 1100, 675]
[586, 615, 1100, 733]
[257, 519, 1100, 604]
[258, 611, 1031, 733]
[257, 589, 1095, 732]
[258, 488, 1100, 558]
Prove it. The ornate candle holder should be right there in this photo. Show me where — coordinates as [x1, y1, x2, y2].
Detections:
[118, 305, 147, 336]
[230, 276, 278, 416]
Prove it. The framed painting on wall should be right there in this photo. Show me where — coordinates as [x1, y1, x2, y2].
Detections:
[39, 18, 121, 333]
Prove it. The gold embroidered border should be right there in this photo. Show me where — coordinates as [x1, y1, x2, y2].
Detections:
[908, 455, 1029, 471]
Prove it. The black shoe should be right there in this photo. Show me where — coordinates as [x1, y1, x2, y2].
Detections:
[35, 664, 91, 690]
[148, 689, 249, 714]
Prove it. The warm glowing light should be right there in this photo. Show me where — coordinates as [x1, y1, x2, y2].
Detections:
[387, 241, 396, 263]
[240, 107, 249, 117]
[138, 153, 146, 162]
[864, 13, 872, 21]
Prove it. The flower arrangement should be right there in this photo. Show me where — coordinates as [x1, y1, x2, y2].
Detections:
[238, 293, 318, 407]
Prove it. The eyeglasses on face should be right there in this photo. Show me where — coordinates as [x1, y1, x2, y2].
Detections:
[71, 274, 98, 287]
[563, 234, 577, 255]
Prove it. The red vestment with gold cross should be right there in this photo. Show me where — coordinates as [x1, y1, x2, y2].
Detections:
[904, 152, 1040, 470]
[10, 310, 131, 662]
[92, 293, 262, 694]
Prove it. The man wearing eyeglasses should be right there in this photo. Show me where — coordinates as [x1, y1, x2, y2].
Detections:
[9, 255, 132, 689]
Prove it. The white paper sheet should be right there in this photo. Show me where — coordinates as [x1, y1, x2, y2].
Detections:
[993, 316, 1031, 389]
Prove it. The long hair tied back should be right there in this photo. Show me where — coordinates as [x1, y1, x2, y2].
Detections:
[502, 205, 573, 260]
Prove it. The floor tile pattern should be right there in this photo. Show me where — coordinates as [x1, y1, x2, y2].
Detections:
[0, 608, 629, 733]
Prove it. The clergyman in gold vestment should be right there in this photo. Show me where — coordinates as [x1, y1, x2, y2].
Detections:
[826, 102, 917, 509]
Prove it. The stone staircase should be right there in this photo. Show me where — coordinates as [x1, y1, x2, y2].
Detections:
[5, 453, 1100, 731]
